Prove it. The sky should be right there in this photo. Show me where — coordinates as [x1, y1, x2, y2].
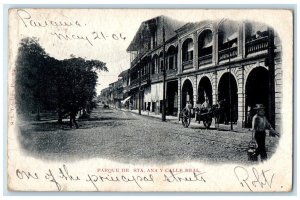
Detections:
[11, 8, 284, 95]
[12, 9, 205, 95]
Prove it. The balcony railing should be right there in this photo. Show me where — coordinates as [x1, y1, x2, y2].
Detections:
[218, 47, 238, 62]
[182, 59, 193, 70]
[198, 54, 212, 67]
[140, 74, 149, 82]
[129, 74, 150, 88]
[166, 69, 177, 78]
[245, 36, 268, 56]
[130, 78, 139, 87]
[131, 50, 148, 67]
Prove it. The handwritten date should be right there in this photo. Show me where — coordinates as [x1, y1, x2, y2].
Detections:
[51, 31, 126, 46]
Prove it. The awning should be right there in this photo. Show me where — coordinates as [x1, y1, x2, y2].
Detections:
[151, 82, 163, 102]
[226, 32, 238, 42]
[121, 96, 131, 104]
[203, 40, 213, 48]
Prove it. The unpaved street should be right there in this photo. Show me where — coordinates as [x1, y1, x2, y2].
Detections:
[18, 106, 279, 164]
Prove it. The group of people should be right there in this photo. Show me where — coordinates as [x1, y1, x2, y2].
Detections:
[184, 97, 211, 114]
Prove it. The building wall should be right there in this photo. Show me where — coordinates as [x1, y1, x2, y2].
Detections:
[127, 18, 282, 130]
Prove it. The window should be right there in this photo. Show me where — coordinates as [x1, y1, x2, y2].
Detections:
[152, 63, 155, 74]
[169, 56, 174, 69]
[182, 38, 194, 62]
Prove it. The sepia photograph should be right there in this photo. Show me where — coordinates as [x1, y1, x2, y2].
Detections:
[7, 8, 293, 192]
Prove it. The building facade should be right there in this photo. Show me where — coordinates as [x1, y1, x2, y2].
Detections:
[100, 69, 130, 108]
[127, 16, 282, 130]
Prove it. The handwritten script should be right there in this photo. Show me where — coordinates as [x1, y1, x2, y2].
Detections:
[16, 9, 127, 46]
[234, 166, 275, 192]
[15, 165, 207, 191]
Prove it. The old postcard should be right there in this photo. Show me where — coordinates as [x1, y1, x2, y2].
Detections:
[7, 8, 293, 192]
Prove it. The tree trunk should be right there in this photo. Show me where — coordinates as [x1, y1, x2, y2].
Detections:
[36, 105, 40, 121]
[58, 109, 63, 124]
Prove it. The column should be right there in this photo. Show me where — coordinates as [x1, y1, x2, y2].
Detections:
[177, 39, 182, 74]
[193, 32, 198, 70]
[274, 60, 282, 131]
[237, 66, 245, 128]
[177, 78, 182, 117]
[193, 76, 197, 107]
[238, 22, 245, 59]
[213, 23, 219, 65]
[212, 71, 218, 105]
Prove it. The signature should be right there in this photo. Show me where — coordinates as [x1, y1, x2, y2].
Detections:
[234, 166, 274, 191]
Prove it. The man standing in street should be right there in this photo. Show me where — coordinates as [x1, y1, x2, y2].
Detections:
[69, 102, 79, 129]
[252, 104, 279, 161]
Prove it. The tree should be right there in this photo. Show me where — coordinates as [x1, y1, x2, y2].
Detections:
[55, 57, 107, 122]
[15, 37, 108, 122]
[15, 37, 52, 120]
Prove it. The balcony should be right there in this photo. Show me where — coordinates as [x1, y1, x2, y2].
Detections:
[166, 69, 177, 79]
[182, 59, 193, 70]
[130, 50, 148, 68]
[198, 54, 212, 67]
[140, 74, 150, 83]
[245, 36, 268, 56]
[218, 47, 238, 62]
[130, 78, 139, 88]
[129, 74, 151, 89]
[151, 73, 163, 82]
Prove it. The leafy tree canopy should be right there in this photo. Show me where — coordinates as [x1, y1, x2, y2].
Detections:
[15, 37, 108, 121]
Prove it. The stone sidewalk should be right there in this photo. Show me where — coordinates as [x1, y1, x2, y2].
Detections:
[120, 108, 250, 133]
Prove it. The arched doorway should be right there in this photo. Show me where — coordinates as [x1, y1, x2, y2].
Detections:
[218, 72, 238, 123]
[182, 79, 193, 109]
[245, 67, 269, 127]
[198, 76, 212, 105]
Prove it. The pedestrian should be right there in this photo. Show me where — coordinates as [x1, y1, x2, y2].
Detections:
[219, 99, 228, 124]
[201, 97, 210, 111]
[185, 100, 193, 111]
[252, 104, 279, 161]
[146, 103, 150, 115]
[69, 104, 79, 129]
[195, 100, 202, 121]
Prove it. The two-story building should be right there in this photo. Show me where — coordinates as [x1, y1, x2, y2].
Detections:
[127, 16, 282, 130]
[127, 15, 184, 115]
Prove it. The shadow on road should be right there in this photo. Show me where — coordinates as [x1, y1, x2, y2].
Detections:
[80, 116, 136, 122]
[189, 126, 218, 130]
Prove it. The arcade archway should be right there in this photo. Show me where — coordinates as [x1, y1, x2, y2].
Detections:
[182, 79, 193, 109]
[218, 72, 238, 123]
[197, 76, 212, 105]
[245, 67, 269, 127]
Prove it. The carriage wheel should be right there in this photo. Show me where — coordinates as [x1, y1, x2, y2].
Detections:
[181, 109, 191, 128]
[203, 117, 212, 129]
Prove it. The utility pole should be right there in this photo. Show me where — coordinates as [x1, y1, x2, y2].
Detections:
[267, 27, 275, 127]
[138, 69, 141, 115]
[138, 31, 143, 116]
[162, 16, 166, 122]
[227, 38, 233, 130]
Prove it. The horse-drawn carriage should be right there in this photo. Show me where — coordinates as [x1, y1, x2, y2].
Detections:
[179, 103, 222, 128]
